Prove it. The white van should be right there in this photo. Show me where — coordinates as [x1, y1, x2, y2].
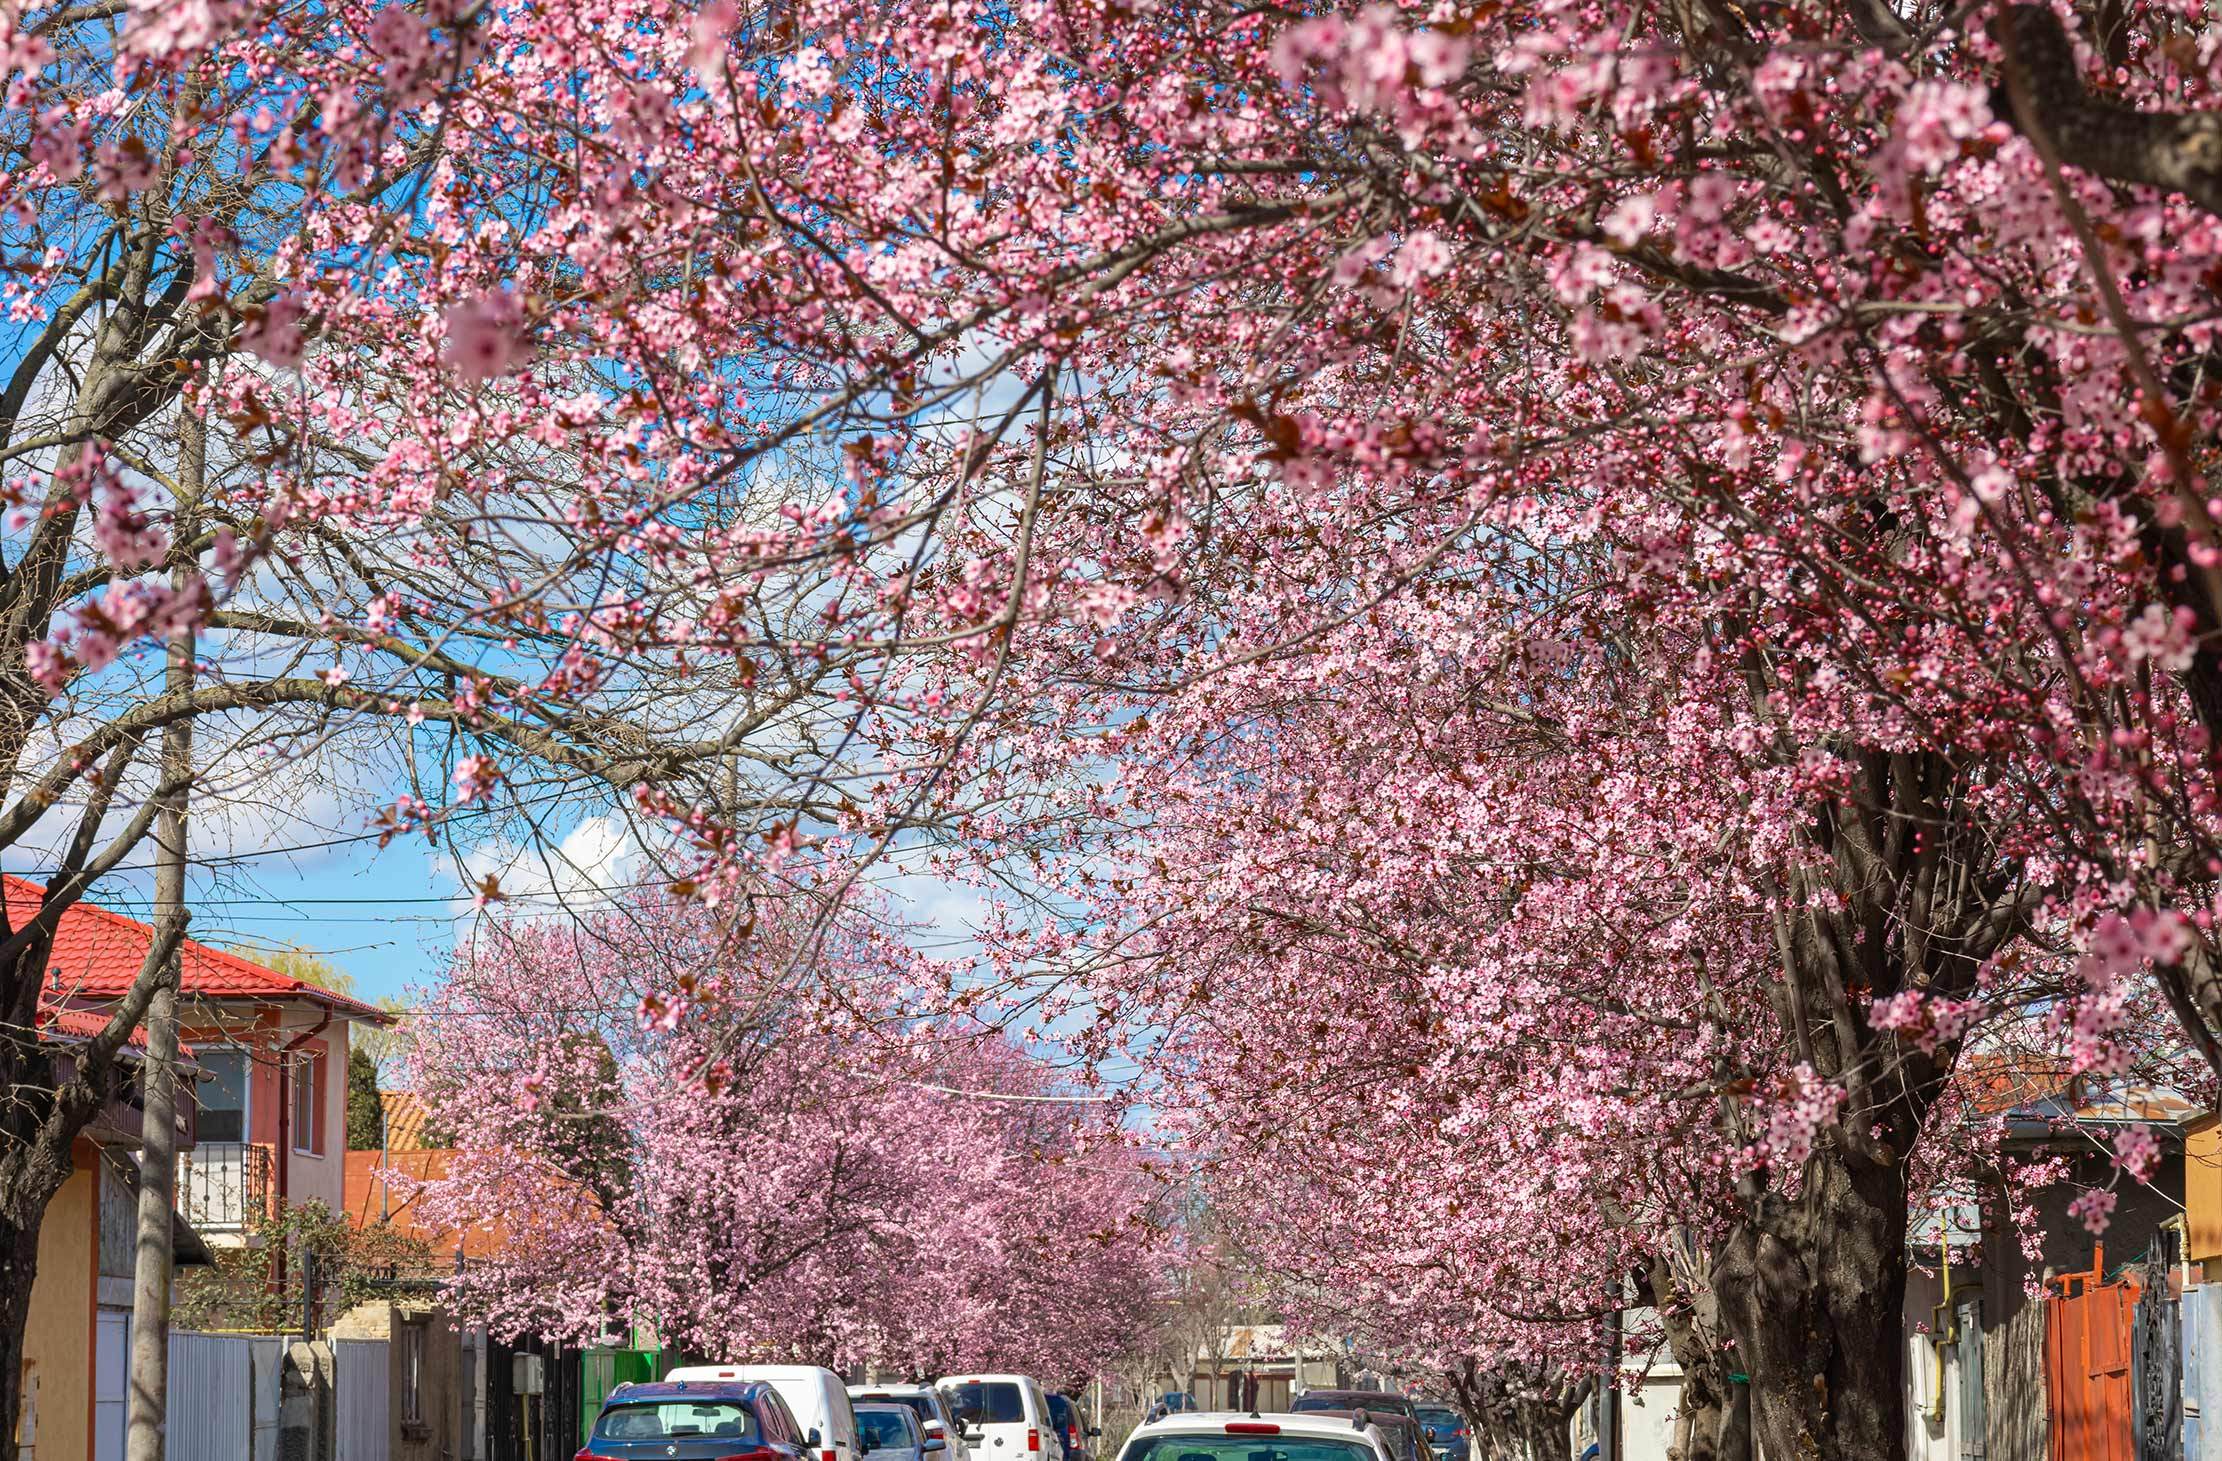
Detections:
[667, 1365, 862, 1461]
[936, 1375, 1056, 1461]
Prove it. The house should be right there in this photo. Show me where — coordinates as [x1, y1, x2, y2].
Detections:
[8, 876, 392, 1246]
[14, 954, 212, 1460]
[1188, 1324, 1343, 1411]
[1567, 1067, 2215, 1461]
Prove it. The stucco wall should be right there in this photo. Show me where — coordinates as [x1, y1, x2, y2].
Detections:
[192, 1003, 359, 1218]
[22, 1141, 94, 1461]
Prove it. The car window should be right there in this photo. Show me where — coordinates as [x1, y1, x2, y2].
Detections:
[596, 1402, 758, 1442]
[948, 1384, 1026, 1425]
[859, 1410, 920, 1452]
[862, 1396, 937, 1429]
[1124, 1440, 1378, 1461]
[1413, 1412, 1458, 1430]
[766, 1393, 803, 1444]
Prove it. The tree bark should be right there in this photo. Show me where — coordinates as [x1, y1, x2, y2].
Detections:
[126, 406, 199, 1461]
[1710, 1146, 1909, 1461]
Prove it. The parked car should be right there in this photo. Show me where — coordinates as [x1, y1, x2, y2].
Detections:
[1410, 1404, 1467, 1461]
[1114, 1411, 1399, 1461]
[1288, 1394, 1423, 1461]
[936, 1374, 1060, 1461]
[858, 1403, 949, 1461]
[668, 1365, 865, 1461]
[1142, 1393, 1197, 1425]
[1045, 1393, 1094, 1461]
[851, 1384, 972, 1461]
[580, 1379, 810, 1461]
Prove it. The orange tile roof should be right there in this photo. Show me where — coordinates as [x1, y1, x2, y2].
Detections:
[378, 1090, 431, 1151]
[5, 876, 390, 1022]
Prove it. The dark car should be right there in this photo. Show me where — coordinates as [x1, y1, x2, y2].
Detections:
[581, 1379, 808, 1461]
[849, 1387, 963, 1456]
[858, 1403, 946, 1461]
[1411, 1404, 1468, 1461]
[1289, 1395, 1424, 1461]
[1045, 1394, 1090, 1461]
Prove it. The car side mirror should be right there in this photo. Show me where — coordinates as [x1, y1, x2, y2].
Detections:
[808, 1430, 824, 1448]
[925, 1440, 948, 1453]
[1087, 1430, 1102, 1439]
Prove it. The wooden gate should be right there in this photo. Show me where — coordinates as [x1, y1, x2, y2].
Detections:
[2047, 1251, 2142, 1461]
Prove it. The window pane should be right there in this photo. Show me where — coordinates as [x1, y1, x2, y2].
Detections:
[1124, 1440, 1380, 1461]
[197, 1050, 248, 1144]
[595, 1403, 758, 1442]
[947, 1386, 1024, 1425]
[292, 1054, 316, 1152]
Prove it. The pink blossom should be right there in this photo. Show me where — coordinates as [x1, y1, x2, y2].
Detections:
[239, 295, 307, 368]
[1392, 230, 1453, 286]
[443, 291, 529, 381]
[451, 754, 499, 804]
[2068, 1188, 2118, 1237]
[2112, 1124, 2161, 1182]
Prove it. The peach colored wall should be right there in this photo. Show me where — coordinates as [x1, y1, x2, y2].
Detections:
[21, 1143, 94, 1461]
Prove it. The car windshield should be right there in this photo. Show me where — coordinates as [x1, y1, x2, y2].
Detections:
[1295, 1397, 1409, 1416]
[1414, 1412, 1459, 1429]
[948, 1385, 1025, 1425]
[860, 1396, 937, 1427]
[859, 1411, 920, 1452]
[1126, 1439, 1378, 1461]
[594, 1402, 757, 1442]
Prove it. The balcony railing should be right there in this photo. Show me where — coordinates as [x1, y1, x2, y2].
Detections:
[178, 1141, 273, 1233]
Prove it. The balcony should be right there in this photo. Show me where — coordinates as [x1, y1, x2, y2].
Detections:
[178, 1141, 273, 1234]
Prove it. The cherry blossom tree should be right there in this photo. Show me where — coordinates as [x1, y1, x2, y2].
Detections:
[13, 0, 2222, 1458]
[408, 892, 1164, 1378]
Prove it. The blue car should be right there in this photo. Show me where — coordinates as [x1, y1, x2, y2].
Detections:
[583, 1379, 813, 1461]
[1413, 1404, 1468, 1461]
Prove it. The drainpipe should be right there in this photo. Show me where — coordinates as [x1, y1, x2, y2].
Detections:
[272, 1011, 334, 1302]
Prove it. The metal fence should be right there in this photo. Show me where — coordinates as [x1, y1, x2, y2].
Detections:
[335, 1337, 392, 1461]
[2187, 1285, 2222, 1461]
[166, 1332, 256, 1461]
[177, 1141, 273, 1233]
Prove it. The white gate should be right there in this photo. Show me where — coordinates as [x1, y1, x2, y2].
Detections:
[2187, 1285, 2222, 1461]
[334, 1337, 390, 1461]
[92, 1312, 127, 1461]
[167, 1332, 253, 1461]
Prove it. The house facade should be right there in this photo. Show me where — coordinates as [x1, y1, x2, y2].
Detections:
[8, 876, 388, 1245]
[1, 876, 386, 1461]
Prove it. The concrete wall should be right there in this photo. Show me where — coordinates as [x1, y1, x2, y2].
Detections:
[22, 1142, 95, 1461]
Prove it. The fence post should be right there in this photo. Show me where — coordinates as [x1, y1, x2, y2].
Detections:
[278, 1340, 334, 1461]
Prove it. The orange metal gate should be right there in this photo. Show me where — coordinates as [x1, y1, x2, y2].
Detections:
[2046, 1246, 2143, 1461]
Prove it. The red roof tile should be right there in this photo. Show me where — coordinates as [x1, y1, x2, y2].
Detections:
[5, 875, 390, 1022]
[36, 1001, 194, 1057]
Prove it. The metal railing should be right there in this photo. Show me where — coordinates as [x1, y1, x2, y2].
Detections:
[178, 1141, 273, 1232]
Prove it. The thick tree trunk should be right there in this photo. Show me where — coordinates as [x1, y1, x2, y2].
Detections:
[0, 1212, 44, 1461]
[1710, 1145, 1908, 1461]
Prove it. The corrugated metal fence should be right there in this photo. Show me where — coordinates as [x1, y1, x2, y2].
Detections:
[335, 1337, 391, 1460]
[165, 1332, 386, 1461]
[167, 1333, 253, 1461]
[2187, 1284, 2222, 1461]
